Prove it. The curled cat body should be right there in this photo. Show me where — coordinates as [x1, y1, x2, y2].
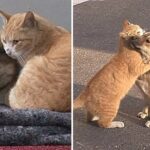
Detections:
[0, 46, 19, 104]
[0, 10, 71, 111]
[74, 21, 150, 128]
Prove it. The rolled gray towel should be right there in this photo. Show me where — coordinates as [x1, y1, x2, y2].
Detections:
[0, 105, 71, 128]
[0, 126, 70, 145]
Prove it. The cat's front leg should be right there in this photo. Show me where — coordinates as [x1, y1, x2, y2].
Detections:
[139, 50, 150, 64]
[145, 121, 150, 127]
[136, 79, 150, 119]
[143, 107, 150, 128]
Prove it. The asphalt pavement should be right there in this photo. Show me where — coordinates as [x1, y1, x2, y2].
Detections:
[73, 0, 150, 149]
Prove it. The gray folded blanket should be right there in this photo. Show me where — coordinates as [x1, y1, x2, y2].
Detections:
[0, 105, 71, 146]
[0, 105, 71, 128]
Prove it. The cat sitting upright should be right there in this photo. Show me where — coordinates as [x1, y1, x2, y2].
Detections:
[74, 21, 150, 128]
[0, 10, 71, 112]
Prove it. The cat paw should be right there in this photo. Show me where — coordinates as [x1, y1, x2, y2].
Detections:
[141, 54, 150, 64]
[108, 121, 124, 128]
[92, 116, 99, 121]
[137, 112, 148, 119]
[143, 58, 150, 64]
[145, 121, 150, 128]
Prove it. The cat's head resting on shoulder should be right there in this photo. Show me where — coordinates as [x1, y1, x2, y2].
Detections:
[119, 20, 150, 49]
[119, 20, 145, 40]
[0, 10, 56, 65]
[119, 20, 146, 50]
[119, 20, 150, 63]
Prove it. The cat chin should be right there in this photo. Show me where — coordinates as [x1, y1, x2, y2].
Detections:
[6, 53, 18, 60]
[10, 55, 17, 59]
[3, 48, 18, 59]
[6, 53, 16, 59]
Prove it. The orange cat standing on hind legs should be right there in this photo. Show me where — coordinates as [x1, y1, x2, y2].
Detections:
[0, 10, 71, 111]
[74, 21, 150, 128]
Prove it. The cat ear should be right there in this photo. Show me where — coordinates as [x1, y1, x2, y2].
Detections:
[0, 10, 11, 24]
[123, 20, 131, 29]
[22, 11, 37, 28]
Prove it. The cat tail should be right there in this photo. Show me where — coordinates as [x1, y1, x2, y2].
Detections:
[73, 92, 85, 109]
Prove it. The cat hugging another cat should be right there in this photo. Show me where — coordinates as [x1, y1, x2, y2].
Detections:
[74, 20, 150, 128]
[0, 10, 71, 112]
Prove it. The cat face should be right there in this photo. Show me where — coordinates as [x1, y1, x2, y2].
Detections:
[1, 29, 33, 59]
[0, 11, 41, 59]
[119, 20, 150, 50]
[120, 20, 145, 39]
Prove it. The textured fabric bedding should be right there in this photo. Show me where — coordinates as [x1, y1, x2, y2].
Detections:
[0, 146, 71, 150]
[0, 105, 71, 146]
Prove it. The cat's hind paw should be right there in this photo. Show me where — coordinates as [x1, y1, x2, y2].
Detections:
[108, 121, 124, 128]
[92, 116, 99, 121]
[145, 121, 150, 128]
[142, 56, 150, 64]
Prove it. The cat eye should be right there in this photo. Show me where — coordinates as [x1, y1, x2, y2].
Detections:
[13, 40, 19, 45]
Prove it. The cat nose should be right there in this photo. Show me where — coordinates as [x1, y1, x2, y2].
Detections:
[5, 49, 11, 55]
[5, 48, 10, 53]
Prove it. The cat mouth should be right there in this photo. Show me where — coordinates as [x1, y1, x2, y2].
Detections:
[5, 51, 16, 59]
[5, 51, 12, 56]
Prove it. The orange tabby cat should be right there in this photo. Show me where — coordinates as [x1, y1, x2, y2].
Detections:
[74, 21, 150, 128]
[0, 10, 71, 111]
